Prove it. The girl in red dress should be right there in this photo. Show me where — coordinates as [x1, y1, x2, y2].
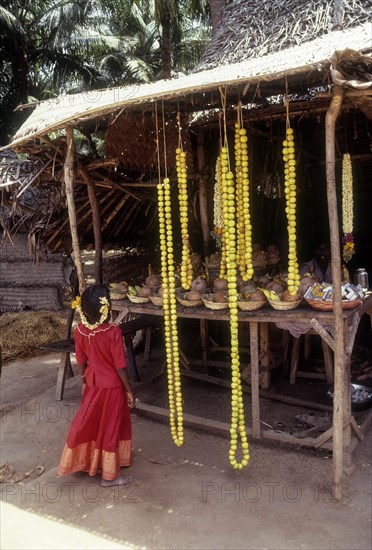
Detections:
[57, 284, 134, 487]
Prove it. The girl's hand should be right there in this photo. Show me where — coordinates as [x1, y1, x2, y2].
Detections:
[82, 383, 86, 396]
[127, 391, 135, 409]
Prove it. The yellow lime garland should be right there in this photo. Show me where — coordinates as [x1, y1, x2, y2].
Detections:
[215, 155, 228, 279]
[176, 147, 193, 290]
[157, 178, 184, 446]
[71, 295, 110, 329]
[282, 127, 300, 295]
[220, 145, 250, 470]
[234, 118, 254, 281]
[342, 153, 355, 263]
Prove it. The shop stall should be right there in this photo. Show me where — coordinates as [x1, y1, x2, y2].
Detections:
[2, 23, 372, 499]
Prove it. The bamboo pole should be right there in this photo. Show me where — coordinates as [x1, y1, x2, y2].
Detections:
[197, 130, 210, 256]
[325, 85, 344, 501]
[79, 164, 103, 285]
[64, 127, 86, 294]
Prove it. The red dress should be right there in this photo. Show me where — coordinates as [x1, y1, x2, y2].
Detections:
[57, 323, 132, 480]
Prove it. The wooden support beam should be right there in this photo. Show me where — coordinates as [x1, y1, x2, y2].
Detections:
[259, 323, 270, 390]
[64, 127, 85, 293]
[79, 164, 103, 285]
[310, 318, 335, 351]
[46, 198, 91, 246]
[345, 311, 362, 355]
[325, 85, 344, 500]
[85, 190, 117, 232]
[250, 322, 261, 438]
[101, 194, 129, 231]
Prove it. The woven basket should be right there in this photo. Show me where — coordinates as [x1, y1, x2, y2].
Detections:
[238, 300, 266, 311]
[127, 294, 151, 304]
[176, 293, 203, 307]
[110, 292, 128, 301]
[149, 295, 163, 306]
[267, 298, 302, 310]
[305, 298, 362, 311]
[202, 294, 229, 310]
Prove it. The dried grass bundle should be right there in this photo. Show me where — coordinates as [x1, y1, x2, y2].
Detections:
[0, 311, 66, 364]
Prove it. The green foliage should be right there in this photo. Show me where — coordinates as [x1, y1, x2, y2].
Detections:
[0, 0, 211, 145]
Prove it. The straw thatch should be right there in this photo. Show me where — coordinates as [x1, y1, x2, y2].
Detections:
[197, 0, 372, 71]
[4, 23, 371, 151]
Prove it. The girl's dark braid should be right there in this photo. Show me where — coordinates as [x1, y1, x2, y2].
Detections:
[81, 285, 110, 324]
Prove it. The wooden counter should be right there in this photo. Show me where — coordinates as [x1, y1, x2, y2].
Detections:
[112, 294, 372, 468]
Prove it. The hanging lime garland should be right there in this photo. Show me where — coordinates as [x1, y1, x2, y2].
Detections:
[342, 153, 355, 263]
[176, 113, 193, 290]
[156, 104, 183, 446]
[214, 115, 227, 279]
[283, 97, 300, 296]
[234, 103, 254, 281]
[220, 90, 249, 470]
[215, 154, 228, 279]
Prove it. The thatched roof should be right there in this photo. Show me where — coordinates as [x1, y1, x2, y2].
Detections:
[197, 0, 372, 71]
[4, 22, 371, 151]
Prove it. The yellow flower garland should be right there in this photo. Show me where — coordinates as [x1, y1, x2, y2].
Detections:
[71, 295, 110, 330]
[342, 153, 355, 263]
[213, 156, 223, 234]
[342, 153, 353, 235]
[157, 178, 184, 446]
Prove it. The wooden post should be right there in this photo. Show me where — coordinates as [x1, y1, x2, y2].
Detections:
[79, 164, 103, 284]
[259, 323, 270, 390]
[325, 85, 344, 500]
[64, 127, 86, 294]
[197, 130, 210, 257]
[249, 321, 261, 438]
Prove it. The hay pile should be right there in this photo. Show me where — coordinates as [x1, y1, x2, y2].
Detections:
[0, 311, 66, 364]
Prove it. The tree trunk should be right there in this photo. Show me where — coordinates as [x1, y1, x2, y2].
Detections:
[209, 0, 225, 36]
[64, 127, 86, 294]
[325, 85, 344, 501]
[79, 164, 103, 285]
[161, 10, 172, 79]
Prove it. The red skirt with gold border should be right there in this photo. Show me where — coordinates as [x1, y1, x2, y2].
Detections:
[57, 385, 132, 480]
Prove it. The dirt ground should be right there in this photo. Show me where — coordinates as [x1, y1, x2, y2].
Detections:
[1, 350, 371, 550]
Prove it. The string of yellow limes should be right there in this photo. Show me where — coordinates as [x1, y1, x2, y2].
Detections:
[234, 103, 254, 282]
[176, 112, 193, 290]
[219, 89, 250, 469]
[283, 98, 300, 296]
[156, 103, 184, 446]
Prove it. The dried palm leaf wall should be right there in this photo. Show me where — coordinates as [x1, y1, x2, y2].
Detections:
[0, 234, 70, 312]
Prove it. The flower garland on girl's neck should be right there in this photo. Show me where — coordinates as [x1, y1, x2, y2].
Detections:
[71, 296, 110, 330]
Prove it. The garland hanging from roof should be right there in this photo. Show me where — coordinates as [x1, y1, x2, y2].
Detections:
[342, 153, 355, 263]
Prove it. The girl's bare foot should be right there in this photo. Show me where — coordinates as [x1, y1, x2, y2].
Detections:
[101, 475, 133, 487]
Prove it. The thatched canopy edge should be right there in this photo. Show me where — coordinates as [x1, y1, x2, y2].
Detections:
[3, 22, 371, 151]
